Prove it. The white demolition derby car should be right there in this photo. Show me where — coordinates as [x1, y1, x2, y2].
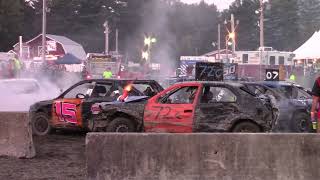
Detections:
[0, 78, 59, 111]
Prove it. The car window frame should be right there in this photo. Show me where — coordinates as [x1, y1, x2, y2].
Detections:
[293, 86, 311, 99]
[118, 80, 163, 97]
[244, 83, 282, 101]
[89, 82, 114, 99]
[59, 81, 90, 99]
[264, 83, 293, 99]
[158, 86, 199, 105]
[199, 85, 238, 104]
[61, 81, 96, 99]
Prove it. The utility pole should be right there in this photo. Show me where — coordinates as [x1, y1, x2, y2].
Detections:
[105, 21, 109, 55]
[259, 0, 264, 80]
[231, 14, 236, 53]
[218, 24, 221, 62]
[116, 28, 119, 54]
[19, 36, 23, 59]
[259, 0, 264, 48]
[225, 36, 228, 60]
[42, 0, 47, 63]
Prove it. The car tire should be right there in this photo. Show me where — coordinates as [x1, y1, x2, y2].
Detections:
[232, 121, 261, 133]
[291, 113, 310, 133]
[106, 117, 136, 132]
[32, 112, 52, 136]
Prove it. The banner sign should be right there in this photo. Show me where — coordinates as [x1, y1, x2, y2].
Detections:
[195, 62, 223, 81]
[224, 63, 238, 80]
[180, 56, 215, 62]
[46, 41, 57, 51]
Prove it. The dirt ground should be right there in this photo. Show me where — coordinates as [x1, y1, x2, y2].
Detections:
[0, 132, 86, 180]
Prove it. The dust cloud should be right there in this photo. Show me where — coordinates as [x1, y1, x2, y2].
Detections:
[124, 0, 178, 78]
[0, 71, 81, 112]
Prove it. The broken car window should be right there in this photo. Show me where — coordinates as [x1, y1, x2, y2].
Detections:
[293, 87, 310, 99]
[90, 83, 112, 98]
[201, 86, 236, 103]
[64, 82, 94, 99]
[132, 83, 156, 97]
[161, 86, 198, 104]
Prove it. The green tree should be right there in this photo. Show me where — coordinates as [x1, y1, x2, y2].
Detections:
[222, 0, 260, 50]
[0, 0, 34, 51]
[296, 0, 320, 48]
[169, 1, 219, 56]
[264, 0, 300, 51]
[27, 0, 220, 63]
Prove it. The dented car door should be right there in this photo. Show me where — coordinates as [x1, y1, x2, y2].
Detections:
[144, 83, 201, 133]
[52, 82, 95, 128]
[194, 84, 240, 132]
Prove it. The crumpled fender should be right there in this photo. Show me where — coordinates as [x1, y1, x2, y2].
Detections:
[88, 103, 145, 131]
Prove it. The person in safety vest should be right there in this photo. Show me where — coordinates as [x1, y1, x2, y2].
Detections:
[103, 67, 113, 79]
[12, 58, 21, 78]
[289, 73, 296, 82]
[311, 77, 320, 133]
[13, 58, 21, 70]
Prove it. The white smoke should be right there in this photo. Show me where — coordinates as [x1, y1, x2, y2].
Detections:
[145, 1, 177, 77]
[0, 79, 59, 111]
[124, 0, 178, 78]
[0, 71, 82, 112]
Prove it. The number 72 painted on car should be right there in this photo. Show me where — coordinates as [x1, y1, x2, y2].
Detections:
[94, 81, 278, 133]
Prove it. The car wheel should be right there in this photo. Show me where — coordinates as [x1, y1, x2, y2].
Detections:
[32, 112, 52, 136]
[232, 122, 261, 133]
[106, 117, 136, 132]
[292, 113, 310, 133]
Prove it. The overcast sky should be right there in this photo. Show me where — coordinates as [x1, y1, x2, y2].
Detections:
[180, 0, 235, 11]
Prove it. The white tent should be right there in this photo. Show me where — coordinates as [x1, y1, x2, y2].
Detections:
[294, 31, 320, 59]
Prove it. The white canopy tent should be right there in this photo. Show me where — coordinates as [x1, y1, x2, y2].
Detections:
[294, 31, 320, 59]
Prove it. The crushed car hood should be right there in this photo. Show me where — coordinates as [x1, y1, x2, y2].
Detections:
[97, 96, 149, 109]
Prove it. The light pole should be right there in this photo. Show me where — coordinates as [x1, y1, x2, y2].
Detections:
[256, 0, 265, 80]
[259, 0, 264, 48]
[231, 14, 235, 53]
[42, 0, 47, 64]
[225, 36, 232, 62]
[224, 14, 239, 55]
[218, 24, 221, 62]
[226, 36, 228, 61]
[116, 28, 119, 54]
[103, 21, 109, 55]
[142, 36, 156, 62]
[19, 36, 23, 59]
[101, 4, 126, 55]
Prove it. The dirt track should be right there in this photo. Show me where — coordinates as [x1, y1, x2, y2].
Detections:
[0, 132, 86, 180]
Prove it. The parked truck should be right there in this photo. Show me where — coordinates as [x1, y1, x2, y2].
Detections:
[86, 53, 122, 79]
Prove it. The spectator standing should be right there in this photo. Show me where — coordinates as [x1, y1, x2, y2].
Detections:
[310, 77, 320, 133]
